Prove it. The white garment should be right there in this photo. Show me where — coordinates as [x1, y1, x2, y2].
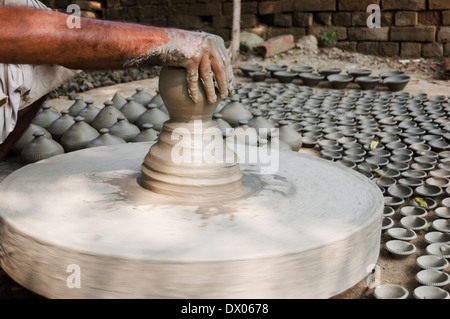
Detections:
[0, 0, 78, 143]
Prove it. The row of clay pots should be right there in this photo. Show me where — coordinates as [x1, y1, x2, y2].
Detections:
[15, 89, 166, 163]
[239, 64, 411, 91]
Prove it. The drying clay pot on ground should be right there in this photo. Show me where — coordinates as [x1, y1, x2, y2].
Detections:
[20, 131, 64, 163]
[108, 116, 140, 142]
[11, 123, 51, 155]
[60, 116, 100, 152]
[47, 110, 75, 142]
[111, 92, 127, 109]
[85, 128, 126, 148]
[68, 96, 87, 116]
[373, 284, 409, 299]
[91, 101, 125, 131]
[132, 87, 153, 106]
[120, 97, 147, 124]
[76, 100, 100, 125]
[32, 103, 60, 129]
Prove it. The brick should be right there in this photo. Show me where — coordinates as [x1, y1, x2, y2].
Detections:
[188, 2, 221, 16]
[336, 41, 357, 52]
[333, 12, 352, 26]
[395, 11, 418, 26]
[315, 12, 332, 26]
[253, 34, 296, 57]
[357, 42, 379, 55]
[241, 14, 259, 28]
[429, 0, 450, 10]
[293, 12, 313, 27]
[212, 15, 231, 28]
[308, 26, 347, 41]
[267, 27, 307, 40]
[168, 15, 202, 29]
[445, 43, 450, 56]
[400, 42, 422, 58]
[348, 27, 389, 41]
[422, 42, 444, 57]
[390, 26, 436, 42]
[444, 11, 450, 25]
[258, 0, 294, 15]
[104, 6, 127, 19]
[438, 27, 450, 42]
[120, 0, 137, 5]
[338, 0, 380, 11]
[352, 11, 393, 26]
[382, 0, 425, 11]
[105, 0, 121, 8]
[419, 11, 441, 25]
[274, 14, 293, 27]
[378, 42, 399, 56]
[295, 0, 336, 12]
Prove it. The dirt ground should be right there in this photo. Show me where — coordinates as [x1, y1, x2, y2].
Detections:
[0, 44, 449, 299]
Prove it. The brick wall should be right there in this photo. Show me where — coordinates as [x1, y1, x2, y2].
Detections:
[40, 0, 450, 58]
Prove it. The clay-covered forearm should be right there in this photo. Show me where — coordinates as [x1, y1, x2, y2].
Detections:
[0, 6, 169, 69]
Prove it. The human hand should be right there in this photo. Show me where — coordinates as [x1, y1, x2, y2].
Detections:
[129, 29, 234, 104]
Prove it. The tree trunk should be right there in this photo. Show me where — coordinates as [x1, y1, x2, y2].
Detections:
[229, 0, 241, 62]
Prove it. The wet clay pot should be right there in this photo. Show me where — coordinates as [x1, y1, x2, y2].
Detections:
[130, 123, 159, 142]
[91, 101, 125, 131]
[247, 110, 275, 138]
[131, 87, 153, 106]
[149, 90, 164, 107]
[85, 128, 127, 148]
[11, 124, 52, 155]
[111, 92, 127, 109]
[120, 97, 147, 124]
[219, 97, 253, 127]
[108, 115, 140, 142]
[278, 120, 302, 151]
[47, 109, 75, 142]
[213, 113, 232, 137]
[135, 103, 170, 131]
[60, 116, 100, 152]
[32, 103, 60, 128]
[76, 100, 100, 124]
[68, 96, 87, 116]
[20, 131, 64, 163]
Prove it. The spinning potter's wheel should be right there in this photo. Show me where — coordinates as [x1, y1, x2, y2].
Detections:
[0, 66, 383, 299]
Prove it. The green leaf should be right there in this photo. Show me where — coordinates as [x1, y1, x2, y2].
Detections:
[370, 140, 379, 150]
[283, 99, 292, 104]
[414, 197, 429, 210]
[424, 222, 433, 231]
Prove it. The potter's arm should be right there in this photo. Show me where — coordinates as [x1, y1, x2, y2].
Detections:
[0, 6, 233, 103]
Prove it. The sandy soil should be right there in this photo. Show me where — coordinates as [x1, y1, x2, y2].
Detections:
[0, 45, 449, 299]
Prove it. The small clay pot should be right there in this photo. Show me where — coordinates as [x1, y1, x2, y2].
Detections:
[291, 66, 314, 73]
[416, 269, 450, 287]
[91, 101, 125, 131]
[400, 216, 428, 231]
[416, 255, 449, 271]
[265, 64, 287, 76]
[327, 74, 353, 89]
[76, 100, 100, 124]
[135, 103, 170, 131]
[130, 123, 159, 143]
[68, 96, 87, 116]
[413, 286, 450, 299]
[111, 92, 127, 109]
[386, 227, 417, 241]
[11, 124, 52, 155]
[383, 75, 411, 91]
[85, 128, 127, 148]
[20, 131, 64, 163]
[108, 116, 140, 142]
[317, 68, 341, 77]
[219, 98, 253, 127]
[400, 206, 427, 217]
[131, 87, 152, 106]
[424, 232, 450, 244]
[347, 69, 372, 79]
[380, 70, 405, 79]
[298, 73, 324, 87]
[248, 71, 269, 82]
[46, 110, 75, 142]
[374, 284, 409, 299]
[120, 97, 147, 124]
[385, 240, 416, 259]
[32, 103, 60, 128]
[273, 71, 298, 83]
[239, 64, 263, 76]
[355, 76, 380, 90]
[60, 116, 100, 152]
